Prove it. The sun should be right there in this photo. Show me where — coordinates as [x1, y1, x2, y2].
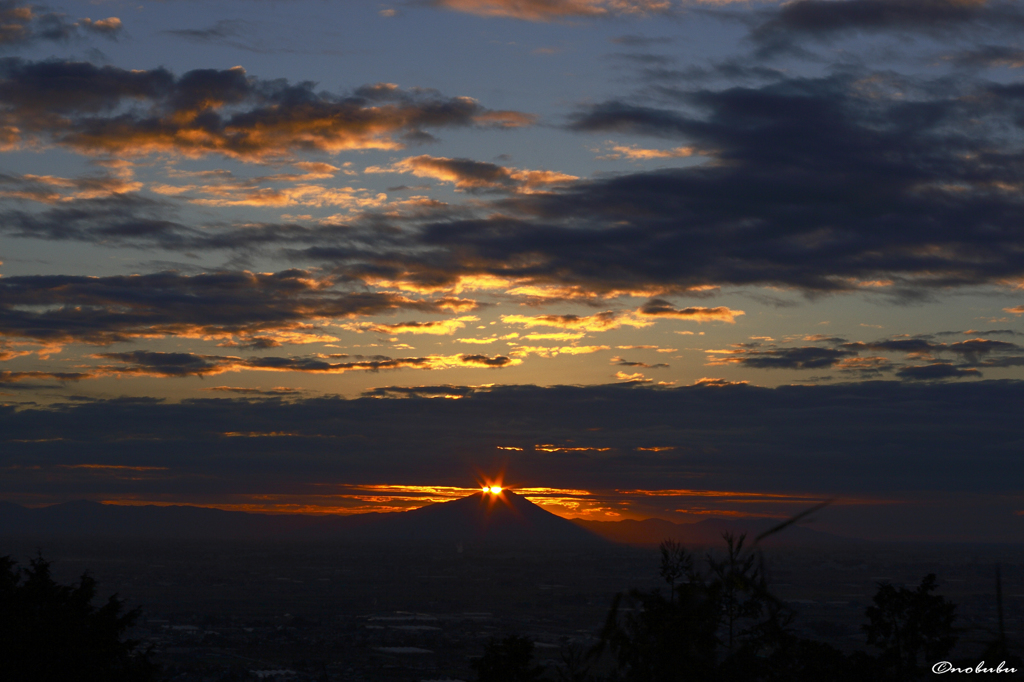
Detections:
[482, 485, 502, 494]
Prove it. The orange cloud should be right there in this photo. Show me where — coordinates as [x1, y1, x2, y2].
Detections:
[340, 316, 479, 335]
[502, 311, 652, 331]
[0, 173, 142, 203]
[598, 143, 696, 160]
[638, 299, 745, 323]
[431, 0, 673, 21]
[0, 61, 535, 162]
[509, 344, 609, 358]
[90, 350, 521, 378]
[370, 154, 576, 193]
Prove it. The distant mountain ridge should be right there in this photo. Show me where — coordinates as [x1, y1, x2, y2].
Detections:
[0, 497, 861, 547]
[0, 492, 603, 547]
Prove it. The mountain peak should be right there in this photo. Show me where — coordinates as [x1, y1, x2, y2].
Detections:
[372, 489, 605, 546]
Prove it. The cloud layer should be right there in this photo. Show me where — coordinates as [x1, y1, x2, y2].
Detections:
[0, 60, 532, 160]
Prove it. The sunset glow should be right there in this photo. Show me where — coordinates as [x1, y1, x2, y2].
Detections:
[0, 0, 1021, 543]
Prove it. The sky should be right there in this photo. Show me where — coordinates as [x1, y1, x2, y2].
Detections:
[1, 0, 1023, 542]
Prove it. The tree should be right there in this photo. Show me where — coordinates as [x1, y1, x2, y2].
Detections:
[472, 634, 544, 682]
[863, 573, 957, 680]
[0, 554, 160, 682]
[659, 540, 691, 604]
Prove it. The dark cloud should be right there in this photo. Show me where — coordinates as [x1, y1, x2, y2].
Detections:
[0, 3, 122, 48]
[935, 328, 1019, 336]
[9, 69, 1024, 296]
[1, 381, 1022, 541]
[0, 58, 533, 161]
[0, 195, 195, 249]
[948, 44, 1024, 69]
[91, 350, 518, 377]
[947, 338, 1021, 361]
[203, 386, 303, 396]
[376, 155, 576, 193]
[0, 172, 141, 203]
[161, 19, 245, 43]
[712, 346, 857, 370]
[95, 351, 227, 377]
[896, 362, 982, 380]
[611, 356, 669, 369]
[638, 299, 743, 322]
[0, 370, 90, 385]
[423, 71, 1024, 293]
[709, 334, 1023, 379]
[842, 338, 941, 356]
[974, 355, 1024, 368]
[751, 0, 1024, 53]
[0, 195, 376, 252]
[843, 337, 1021, 362]
[361, 384, 477, 399]
[0, 270, 477, 346]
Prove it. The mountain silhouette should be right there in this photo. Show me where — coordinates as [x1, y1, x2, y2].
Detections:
[1, 497, 865, 547]
[326, 490, 605, 546]
[0, 492, 605, 547]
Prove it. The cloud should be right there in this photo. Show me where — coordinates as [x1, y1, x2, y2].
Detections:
[162, 19, 244, 43]
[614, 370, 651, 382]
[502, 311, 651, 331]
[611, 356, 669, 368]
[3, 381, 1021, 507]
[0, 3, 122, 48]
[370, 155, 577, 193]
[638, 299, 744, 322]
[895, 362, 982, 380]
[751, 0, 1024, 53]
[947, 45, 1024, 69]
[428, 0, 674, 22]
[597, 143, 696, 160]
[0, 270, 478, 346]
[706, 333, 1023, 377]
[509, 344, 609, 358]
[0, 59, 534, 161]
[0, 172, 142, 203]
[340, 316, 480, 335]
[841, 338, 942, 358]
[0, 370, 91, 385]
[12, 69, 1024, 298]
[203, 386, 303, 396]
[92, 350, 520, 377]
[708, 345, 857, 370]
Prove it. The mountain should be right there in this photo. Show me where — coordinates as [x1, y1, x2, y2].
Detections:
[324, 490, 605, 546]
[0, 500, 321, 540]
[2, 497, 860, 547]
[572, 516, 867, 548]
[0, 492, 605, 547]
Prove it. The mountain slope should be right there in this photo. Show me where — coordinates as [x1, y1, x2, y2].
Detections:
[0, 493, 605, 546]
[332, 490, 605, 546]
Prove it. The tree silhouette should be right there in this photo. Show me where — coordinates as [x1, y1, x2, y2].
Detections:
[863, 573, 956, 680]
[472, 634, 544, 682]
[0, 554, 159, 682]
[659, 539, 690, 604]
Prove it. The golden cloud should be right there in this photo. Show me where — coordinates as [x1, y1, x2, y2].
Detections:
[502, 311, 652, 331]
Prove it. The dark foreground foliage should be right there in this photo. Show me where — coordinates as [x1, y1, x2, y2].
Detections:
[0, 554, 160, 682]
[472, 634, 545, 681]
[512, 532, 1021, 682]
